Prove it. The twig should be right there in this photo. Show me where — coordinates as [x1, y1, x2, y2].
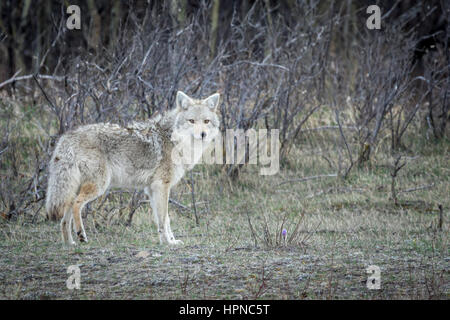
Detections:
[0, 70, 21, 89]
[126, 191, 141, 226]
[391, 155, 406, 205]
[140, 198, 190, 211]
[0, 147, 8, 156]
[32, 74, 60, 116]
[190, 171, 200, 225]
[335, 109, 354, 179]
[246, 210, 259, 247]
[299, 125, 359, 132]
[230, 60, 289, 71]
[169, 198, 189, 211]
[438, 204, 443, 231]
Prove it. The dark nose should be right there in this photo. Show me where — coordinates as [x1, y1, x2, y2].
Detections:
[201, 132, 206, 139]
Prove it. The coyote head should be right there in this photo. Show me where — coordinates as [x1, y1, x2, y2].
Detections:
[172, 91, 220, 143]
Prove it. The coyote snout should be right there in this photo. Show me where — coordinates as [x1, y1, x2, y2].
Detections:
[46, 91, 220, 246]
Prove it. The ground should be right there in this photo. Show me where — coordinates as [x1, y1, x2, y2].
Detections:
[0, 130, 448, 299]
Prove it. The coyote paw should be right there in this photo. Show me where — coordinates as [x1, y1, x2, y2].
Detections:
[77, 231, 88, 243]
[78, 235, 88, 243]
[159, 232, 183, 245]
[168, 239, 184, 245]
[64, 240, 76, 247]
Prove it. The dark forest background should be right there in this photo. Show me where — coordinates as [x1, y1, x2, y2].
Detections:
[0, 1, 447, 80]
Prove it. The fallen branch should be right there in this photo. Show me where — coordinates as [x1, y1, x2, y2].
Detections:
[0, 73, 65, 90]
[140, 198, 190, 211]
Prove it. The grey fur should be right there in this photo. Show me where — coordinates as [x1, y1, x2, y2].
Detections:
[46, 91, 220, 245]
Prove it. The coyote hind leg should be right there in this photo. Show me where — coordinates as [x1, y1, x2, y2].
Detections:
[73, 183, 101, 243]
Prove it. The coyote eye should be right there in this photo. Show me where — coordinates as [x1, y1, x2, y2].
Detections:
[188, 119, 195, 123]
[204, 119, 210, 124]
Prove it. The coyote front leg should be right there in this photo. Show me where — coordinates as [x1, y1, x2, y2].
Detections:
[61, 207, 75, 246]
[150, 182, 183, 245]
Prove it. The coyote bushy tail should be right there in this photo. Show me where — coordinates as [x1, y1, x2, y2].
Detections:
[46, 154, 80, 221]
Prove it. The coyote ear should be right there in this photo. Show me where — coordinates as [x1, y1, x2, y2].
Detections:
[176, 91, 193, 110]
[204, 93, 220, 111]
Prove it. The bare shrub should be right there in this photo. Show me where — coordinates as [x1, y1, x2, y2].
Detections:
[325, 3, 449, 175]
[246, 203, 313, 249]
[0, 1, 447, 224]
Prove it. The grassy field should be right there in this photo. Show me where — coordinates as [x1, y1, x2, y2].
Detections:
[0, 115, 448, 300]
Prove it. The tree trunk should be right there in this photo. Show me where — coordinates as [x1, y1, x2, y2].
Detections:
[210, 0, 220, 59]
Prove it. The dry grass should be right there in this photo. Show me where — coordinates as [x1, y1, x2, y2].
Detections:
[0, 117, 448, 299]
[0, 0, 448, 300]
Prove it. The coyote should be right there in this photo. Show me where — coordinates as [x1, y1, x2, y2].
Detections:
[46, 91, 220, 245]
